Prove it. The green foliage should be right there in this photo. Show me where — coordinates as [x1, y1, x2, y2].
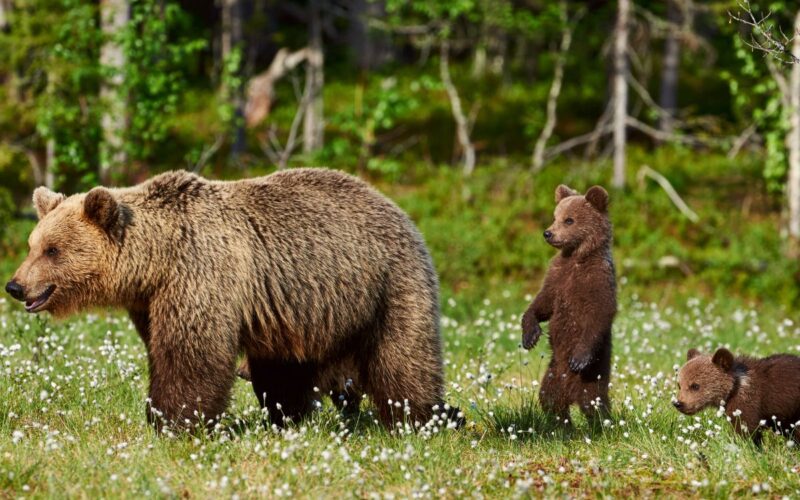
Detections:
[722, 4, 795, 192]
[217, 46, 244, 128]
[323, 76, 425, 177]
[0, 187, 14, 248]
[0, 0, 103, 191]
[384, 149, 796, 307]
[116, 0, 206, 163]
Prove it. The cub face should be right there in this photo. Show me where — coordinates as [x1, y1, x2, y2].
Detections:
[5, 187, 127, 317]
[544, 185, 610, 255]
[674, 348, 735, 415]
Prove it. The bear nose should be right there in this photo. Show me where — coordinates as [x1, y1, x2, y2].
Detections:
[672, 401, 683, 409]
[5, 280, 25, 301]
[543, 230, 553, 240]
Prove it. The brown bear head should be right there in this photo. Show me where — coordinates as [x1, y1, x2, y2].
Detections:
[543, 184, 610, 257]
[674, 348, 736, 415]
[5, 186, 131, 317]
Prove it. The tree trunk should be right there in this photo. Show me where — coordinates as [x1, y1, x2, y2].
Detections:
[0, 0, 10, 31]
[221, 0, 246, 158]
[440, 42, 476, 176]
[348, 0, 390, 71]
[658, 0, 681, 135]
[303, 0, 324, 153]
[99, 0, 129, 185]
[612, 0, 630, 189]
[787, 10, 800, 250]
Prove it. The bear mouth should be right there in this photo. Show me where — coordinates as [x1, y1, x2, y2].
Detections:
[25, 285, 56, 313]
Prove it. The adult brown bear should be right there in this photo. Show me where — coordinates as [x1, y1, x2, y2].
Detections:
[5, 169, 447, 430]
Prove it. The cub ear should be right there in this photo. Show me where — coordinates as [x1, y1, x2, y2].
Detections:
[84, 187, 130, 241]
[33, 187, 65, 219]
[711, 348, 734, 372]
[687, 348, 701, 361]
[555, 184, 577, 203]
[585, 185, 609, 213]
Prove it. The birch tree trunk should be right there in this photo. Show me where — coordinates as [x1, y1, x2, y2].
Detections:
[99, 0, 128, 185]
[440, 41, 476, 176]
[303, 0, 324, 153]
[612, 0, 630, 189]
[658, 0, 681, 136]
[786, 10, 800, 250]
[0, 0, 10, 31]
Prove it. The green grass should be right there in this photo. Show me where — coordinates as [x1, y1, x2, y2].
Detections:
[0, 287, 799, 497]
[2, 156, 799, 496]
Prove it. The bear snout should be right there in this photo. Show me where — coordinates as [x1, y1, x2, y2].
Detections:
[5, 280, 24, 301]
[672, 400, 683, 410]
[543, 230, 553, 241]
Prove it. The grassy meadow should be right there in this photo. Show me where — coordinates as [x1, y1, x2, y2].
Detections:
[1, 155, 800, 497]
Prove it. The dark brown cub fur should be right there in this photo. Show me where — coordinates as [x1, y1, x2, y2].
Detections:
[676, 348, 800, 445]
[521, 185, 616, 422]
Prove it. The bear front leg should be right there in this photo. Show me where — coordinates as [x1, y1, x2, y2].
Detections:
[729, 407, 762, 446]
[521, 287, 554, 350]
[145, 307, 239, 432]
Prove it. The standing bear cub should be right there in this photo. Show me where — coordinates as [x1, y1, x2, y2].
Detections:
[675, 348, 800, 445]
[5, 169, 448, 430]
[521, 185, 616, 422]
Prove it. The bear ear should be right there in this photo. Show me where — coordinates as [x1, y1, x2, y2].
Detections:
[33, 187, 65, 220]
[687, 348, 701, 361]
[555, 184, 577, 203]
[711, 348, 734, 372]
[585, 186, 609, 213]
[84, 187, 130, 241]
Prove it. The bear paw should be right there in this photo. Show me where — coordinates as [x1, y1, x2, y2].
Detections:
[521, 312, 542, 350]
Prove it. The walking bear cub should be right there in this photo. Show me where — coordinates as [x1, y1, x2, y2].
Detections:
[5, 169, 449, 431]
[521, 185, 616, 422]
[675, 348, 800, 445]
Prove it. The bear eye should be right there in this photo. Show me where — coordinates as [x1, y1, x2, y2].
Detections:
[45, 247, 59, 258]
[564, 218, 574, 225]
[690, 383, 700, 391]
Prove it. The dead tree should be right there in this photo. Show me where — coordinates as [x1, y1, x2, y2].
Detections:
[440, 41, 476, 176]
[244, 48, 310, 127]
[532, 1, 579, 172]
[787, 12, 800, 249]
[612, 0, 630, 189]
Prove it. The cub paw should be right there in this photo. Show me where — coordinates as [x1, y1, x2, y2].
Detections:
[521, 311, 542, 350]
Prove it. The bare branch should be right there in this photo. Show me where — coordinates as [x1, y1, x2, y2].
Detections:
[729, 1, 800, 64]
[727, 123, 758, 159]
[191, 133, 225, 173]
[244, 47, 311, 128]
[637, 164, 699, 223]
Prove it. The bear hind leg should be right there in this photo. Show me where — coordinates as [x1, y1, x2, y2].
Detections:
[363, 292, 444, 428]
[539, 362, 572, 425]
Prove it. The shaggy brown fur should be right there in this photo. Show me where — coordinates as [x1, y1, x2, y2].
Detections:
[7, 169, 447, 430]
[675, 348, 800, 445]
[521, 185, 616, 422]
